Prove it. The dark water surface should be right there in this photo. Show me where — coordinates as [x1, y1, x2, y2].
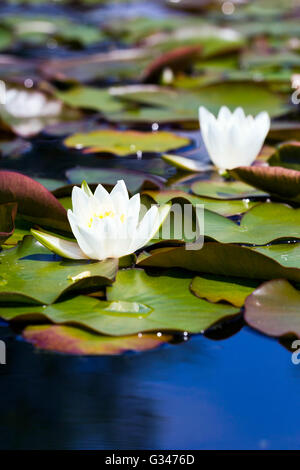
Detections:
[0, 325, 299, 450]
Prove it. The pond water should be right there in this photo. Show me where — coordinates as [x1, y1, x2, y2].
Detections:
[1, 325, 299, 450]
[0, 0, 299, 450]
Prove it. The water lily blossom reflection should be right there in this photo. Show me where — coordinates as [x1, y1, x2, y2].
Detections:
[199, 106, 270, 171]
[32, 180, 170, 261]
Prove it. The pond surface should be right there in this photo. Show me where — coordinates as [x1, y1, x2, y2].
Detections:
[1, 325, 299, 450]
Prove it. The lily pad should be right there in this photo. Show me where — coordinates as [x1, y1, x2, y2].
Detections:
[0, 171, 69, 232]
[191, 180, 267, 199]
[110, 82, 288, 122]
[143, 190, 259, 216]
[66, 167, 165, 193]
[55, 87, 124, 114]
[0, 203, 17, 244]
[0, 236, 117, 304]
[191, 275, 257, 307]
[268, 141, 300, 171]
[0, 269, 239, 335]
[203, 203, 300, 245]
[137, 241, 300, 282]
[244, 279, 300, 338]
[162, 154, 212, 172]
[64, 129, 190, 156]
[22, 324, 172, 355]
[229, 166, 300, 203]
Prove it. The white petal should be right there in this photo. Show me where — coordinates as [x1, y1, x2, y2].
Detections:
[94, 183, 110, 203]
[31, 229, 87, 260]
[71, 186, 89, 219]
[218, 106, 232, 123]
[129, 205, 159, 253]
[109, 180, 129, 215]
[68, 210, 98, 258]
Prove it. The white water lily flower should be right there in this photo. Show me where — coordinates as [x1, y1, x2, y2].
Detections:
[0, 89, 62, 137]
[32, 180, 170, 261]
[199, 106, 270, 171]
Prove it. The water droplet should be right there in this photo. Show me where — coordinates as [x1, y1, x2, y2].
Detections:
[157, 332, 162, 337]
[222, 1, 235, 15]
[24, 78, 33, 88]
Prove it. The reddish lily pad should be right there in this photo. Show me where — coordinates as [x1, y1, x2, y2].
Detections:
[0, 202, 17, 244]
[22, 324, 172, 356]
[142, 45, 202, 83]
[0, 171, 69, 232]
[229, 166, 300, 203]
[245, 279, 300, 338]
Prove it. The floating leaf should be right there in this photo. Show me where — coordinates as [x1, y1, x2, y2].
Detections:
[203, 203, 300, 245]
[22, 324, 172, 356]
[162, 154, 212, 172]
[268, 141, 300, 171]
[137, 242, 300, 282]
[191, 180, 267, 199]
[66, 167, 165, 193]
[191, 275, 257, 307]
[143, 190, 259, 216]
[229, 166, 300, 203]
[245, 279, 300, 338]
[0, 171, 69, 232]
[110, 82, 288, 122]
[0, 236, 117, 304]
[0, 269, 239, 335]
[142, 45, 202, 83]
[55, 87, 124, 113]
[64, 129, 190, 156]
[0, 203, 17, 244]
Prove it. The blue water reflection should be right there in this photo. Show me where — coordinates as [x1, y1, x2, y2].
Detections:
[0, 326, 299, 450]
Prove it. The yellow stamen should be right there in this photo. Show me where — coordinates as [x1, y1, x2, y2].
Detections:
[87, 211, 125, 227]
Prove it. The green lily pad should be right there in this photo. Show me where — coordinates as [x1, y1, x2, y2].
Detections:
[191, 180, 267, 199]
[137, 241, 300, 282]
[143, 190, 259, 216]
[0, 27, 13, 51]
[66, 167, 165, 193]
[64, 129, 190, 156]
[191, 275, 257, 307]
[245, 279, 300, 338]
[203, 203, 300, 245]
[109, 81, 288, 122]
[22, 324, 173, 355]
[162, 154, 212, 172]
[0, 171, 69, 232]
[229, 166, 300, 203]
[268, 142, 300, 171]
[0, 236, 117, 305]
[0, 269, 239, 335]
[55, 87, 124, 113]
